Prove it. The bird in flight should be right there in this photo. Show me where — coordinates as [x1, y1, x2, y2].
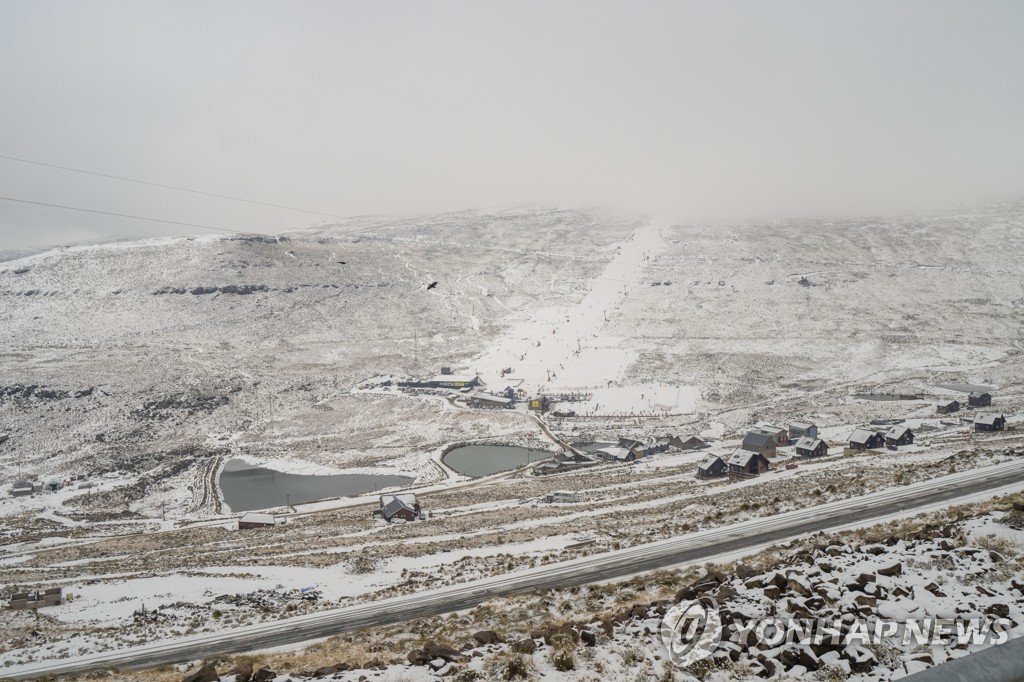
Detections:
[426, 281, 438, 290]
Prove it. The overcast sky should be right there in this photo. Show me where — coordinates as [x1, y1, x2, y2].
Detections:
[1, 1, 1023, 250]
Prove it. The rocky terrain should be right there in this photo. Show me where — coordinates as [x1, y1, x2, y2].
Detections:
[75, 494, 1024, 682]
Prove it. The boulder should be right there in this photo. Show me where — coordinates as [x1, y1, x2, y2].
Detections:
[877, 563, 902, 577]
[408, 649, 430, 666]
[988, 603, 1010, 619]
[675, 586, 697, 602]
[799, 647, 820, 671]
[788, 578, 812, 597]
[253, 668, 275, 682]
[854, 595, 877, 608]
[763, 586, 781, 600]
[424, 641, 463, 661]
[181, 664, 219, 682]
[716, 586, 738, 601]
[843, 644, 877, 674]
[363, 657, 385, 670]
[472, 630, 502, 645]
[856, 573, 876, 586]
[541, 624, 579, 646]
[511, 638, 537, 654]
[735, 564, 757, 579]
[313, 666, 337, 677]
[580, 630, 597, 647]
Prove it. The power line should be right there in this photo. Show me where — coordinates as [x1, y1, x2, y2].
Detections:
[0, 153, 344, 220]
[0, 196, 264, 236]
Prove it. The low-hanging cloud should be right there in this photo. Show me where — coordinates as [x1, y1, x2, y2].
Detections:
[1, 1, 1022, 250]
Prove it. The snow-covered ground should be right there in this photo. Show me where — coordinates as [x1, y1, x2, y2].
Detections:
[1, 203, 1023, 679]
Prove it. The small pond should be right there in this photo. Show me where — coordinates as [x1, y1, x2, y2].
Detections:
[932, 383, 995, 393]
[575, 441, 616, 454]
[852, 393, 921, 402]
[443, 445, 552, 477]
[219, 459, 413, 513]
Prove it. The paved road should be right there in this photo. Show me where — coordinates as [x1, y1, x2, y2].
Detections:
[6, 458, 1024, 680]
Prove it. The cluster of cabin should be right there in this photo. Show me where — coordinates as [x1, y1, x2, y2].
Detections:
[592, 434, 707, 464]
[8, 474, 89, 497]
[697, 421, 829, 482]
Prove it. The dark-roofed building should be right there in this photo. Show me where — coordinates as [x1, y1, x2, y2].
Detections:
[618, 437, 643, 450]
[9, 479, 34, 497]
[630, 442, 669, 458]
[974, 413, 1006, 432]
[794, 437, 828, 458]
[727, 449, 771, 480]
[936, 400, 960, 414]
[469, 393, 513, 409]
[756, 424, 789, 446]
[433, 374, 480, 389]
[742, 431, 777, 458]
[789, 422, 818, 440]
[968, 392, 992, 407]
[238, 512, 278, 529]
[848, 428, 884, 450]
[377, 493, 422, 522]
[664, 434, 707, 451]
[528, 396, 550, 413]
[696, 454, 726, 480]
[885, 425, 914, 447]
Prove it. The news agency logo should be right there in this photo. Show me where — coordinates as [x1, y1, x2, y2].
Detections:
[661, 599, 1012, 669]
[660, 598, 724, 667]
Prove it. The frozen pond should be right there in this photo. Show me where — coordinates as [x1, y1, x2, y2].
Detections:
[933, 383, 995, 393]
[219, 459, 412, 512]
[852, 393, 921, 401]
[443, 445, 552, 477]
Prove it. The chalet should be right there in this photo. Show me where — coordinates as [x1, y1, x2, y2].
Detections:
[742, 431, 777, 458]
[554, 451, 591, 464]
[727, 449, 771, 480]
[788, 422, 818, 440]
[433, 374, 480, 389]
[794, 436, 828, 458]
[378, 493, 422, 522]
[618, 437, 643, 450]
[885, 425, 914, 447]
[696, 454, 726, 480]
[662, 434, 707, 451]
[756, 424, 789, 446]
[848, 428, 884, 450]
[469, 393, 513, 409]
[238, 512, 279, 530]
[544, 491, 578, 503]
[936, 400, 960, 414]
[974, 413, 1006, 432]
[595, 446, 636, 463]
[528, 396, 551, 413]
[968, 392, 992, 407]
[631, 442, 669, 458]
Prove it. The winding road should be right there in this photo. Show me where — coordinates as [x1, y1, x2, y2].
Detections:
[5, 458, 1024, 680]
